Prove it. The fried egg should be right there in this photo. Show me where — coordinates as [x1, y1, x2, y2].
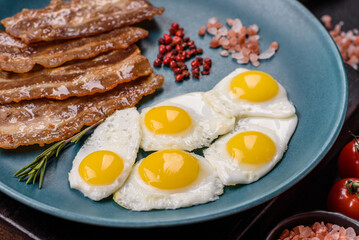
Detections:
[113, 149, 223, 211]
[139, 92, 235, 151]
[68, 107, 141, 201]
[203, 68, 296, 118]
[203, 115, 297, 185]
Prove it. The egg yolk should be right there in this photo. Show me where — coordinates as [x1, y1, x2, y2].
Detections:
[230, 70, 279, 102]
[226, 131, 276, 165]
[138, 149, 200, 190]
[144, 106, 192, 134]
[79, 150, 124, 185]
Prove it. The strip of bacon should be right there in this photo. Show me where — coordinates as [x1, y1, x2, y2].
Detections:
[0, 73, 164, 149]
[0, 45, 153, 104]
[0, 27, 149, 73]
[1, 0, 164, 44]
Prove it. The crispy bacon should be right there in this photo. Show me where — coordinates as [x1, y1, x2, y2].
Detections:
[0, 73, 164, 149]
[0, 27, 149, 73]
[1, 0, 164, 44]
[0, 45, 153, 104]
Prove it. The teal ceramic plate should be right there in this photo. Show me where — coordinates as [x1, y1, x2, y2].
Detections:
[0, 0, 347, 227]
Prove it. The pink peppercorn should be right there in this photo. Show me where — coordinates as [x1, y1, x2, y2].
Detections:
[163, 56, 172, 66]
[153, 58, 162, 67]
[175, 74, 184, 82]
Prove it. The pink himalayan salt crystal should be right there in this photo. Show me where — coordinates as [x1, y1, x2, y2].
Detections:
[251, 60, 260, 67]
[321, 14, 332, 29]
[250, 24, 259, 33]
[247, 25, 258, 36]
[200, 16, 279, 67]
[220, 50, 229, 56]
[208, 17, 218, 24]
[207, 27, 218, 35]
[269, 41, 279, 51]
[219, 37, 229, 46]
[258, 48, 275, 60]
[249, 53, 259, 62]
[226, 18, 234, 26]
[232, 51, 244, 60]
[198, 25, 206, 36]
[279, 221, 359, 240]
[232, 18, 243, 33]
[217, 26, 228, 36]
[321, 15, 359, 70]
[209, 38, 220, 48]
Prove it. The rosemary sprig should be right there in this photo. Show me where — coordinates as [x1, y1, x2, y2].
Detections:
[14, 120, 104, 189]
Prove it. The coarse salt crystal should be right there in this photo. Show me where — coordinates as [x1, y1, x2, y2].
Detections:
[207, 27, 218, 35]
[248, 35, 260, 41]
[232, 52, 244, 59]
[226, 18, 234, 26]
[219, 37, 229, 46]
[258, 48, 275, 59]
[237, 57, 249, 64]
[217, 26, 228, 36]
[251, 60, 260, 67]
[251, 24, 259, 33]
[232, 18, 243, 33]
[220, 50, 229, 56]
[347, 227, 356, 238]
[208, 17, 218, 24]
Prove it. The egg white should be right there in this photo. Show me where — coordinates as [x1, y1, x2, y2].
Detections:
[68, 107, 141, 201]
[203, 115, 298, 185]
[113, 152, 224, 211]
[140, 92, 235, 151]
[203, 68, 296, 119]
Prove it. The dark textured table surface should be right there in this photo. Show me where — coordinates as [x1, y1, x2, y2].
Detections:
[0, 1, 359, 239]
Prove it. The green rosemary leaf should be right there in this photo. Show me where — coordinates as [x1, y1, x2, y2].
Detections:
[14, 120, 103, 189]
[39, 159, 48, 189]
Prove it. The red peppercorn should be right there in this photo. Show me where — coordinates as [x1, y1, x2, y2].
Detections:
[173, 36, 182, 45]
[196, 57, 203, 64]
[203, 63, 211, 71]
[165, 45, 172, 52]
[170, 60, 177, 69]
[158, 37, 165, 44]
[191, 60, 200, 68]
[180, 64, 188, 71]
[176, 61, 184, 68]
[175, 30, 184, 38]
[201, 70, 210, 75]
[176, 44, 183, 52]
[171, 49, 178, 56]
[171, 22, 180, 29]
[204, 58, 212, 66]
[163, 56, 172, 66]
[175, 74, 184, 82]
[176, 55, 185, 62]
[196, 48, 203, 54]
[188, 40, 194, 46]
[153, 58, 162, 67]
[193, 72, 200, 79]
[173, 67, 182, 75]
[163, 33, 172, 44]
[190, 49, 197, 57]
[183, 37, 190, 42]
[183, 70, 190, 79]
[169, 28, 177, 35]
[192, 67, 200, 74]
[159, 44, 166, 54]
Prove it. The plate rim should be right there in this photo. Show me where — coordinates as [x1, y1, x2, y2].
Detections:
[0, 0, 348, 228]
